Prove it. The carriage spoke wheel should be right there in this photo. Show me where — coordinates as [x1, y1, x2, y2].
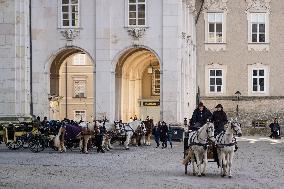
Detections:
[7, 141, 21, 150]
[29, 138, 44, 153]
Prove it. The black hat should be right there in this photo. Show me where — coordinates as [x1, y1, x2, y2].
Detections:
[198, 102, 204, 107]
[215, 104, 223, 109]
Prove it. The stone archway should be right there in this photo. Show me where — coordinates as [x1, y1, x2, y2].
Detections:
[49, 47, 95, 122]
[115, 48, 161, 123]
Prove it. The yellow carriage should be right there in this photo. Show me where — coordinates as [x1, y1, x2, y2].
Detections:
[0, 116, 35, 149]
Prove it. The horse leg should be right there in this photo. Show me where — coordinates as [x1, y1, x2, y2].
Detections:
[201, 150, 208, 176]
[142, 134, 146, 145]
[228, 150, 234, 178]
[220, 151, 226, 177]
[194, 151, 202, 177]
[125, 133, 131, 150]
[191, 152, 196, 176]
[84, 135, 90, 153]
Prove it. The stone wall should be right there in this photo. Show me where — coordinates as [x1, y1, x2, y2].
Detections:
[201, 97, 284, 136]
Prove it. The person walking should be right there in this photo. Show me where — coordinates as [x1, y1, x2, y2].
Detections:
[167, 125, 173, 148]
[160, 121, 168, 149]
[152, 122, 161, 148]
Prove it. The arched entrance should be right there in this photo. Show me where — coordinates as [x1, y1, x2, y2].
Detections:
[115, 48, 161, 123]
[49, 47, 95, 122]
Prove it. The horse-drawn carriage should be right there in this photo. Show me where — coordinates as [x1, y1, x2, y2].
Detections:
[183, 121, 242, 177]
[0, 116, 35, 149]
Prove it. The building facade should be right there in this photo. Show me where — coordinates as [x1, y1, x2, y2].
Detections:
[0, 0, 198, 124]
[196, 0, 284, 131]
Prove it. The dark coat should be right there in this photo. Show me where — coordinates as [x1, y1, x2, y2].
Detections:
[212, 110, 228, 135]
[269, 123, 280, 132]
[152, 126, 161, 138]
[191, 107, 212, 126]
[160, 125, 168, 142]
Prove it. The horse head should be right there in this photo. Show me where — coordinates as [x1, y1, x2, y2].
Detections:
[230, 120, 242, 137]
[205, 122, 215, 142]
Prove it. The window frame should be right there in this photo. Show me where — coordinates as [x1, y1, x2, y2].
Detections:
[74, 110, 86, 122]
[207, 12, 224, 43]
[151, 68, 160, 96]
[250, 13, 266, 43]
[252, 68, 266, 93]
[60, 0, 80, 28]
[208, 69, 223, 93]
[73, 78, 87, 98]
[126, 0, 147, 27]
[73, 54, 86, 66]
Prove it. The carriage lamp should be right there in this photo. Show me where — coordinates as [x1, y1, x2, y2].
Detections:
[235, 91, 242, 117]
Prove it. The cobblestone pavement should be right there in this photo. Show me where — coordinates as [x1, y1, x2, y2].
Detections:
[0, 137, 283, 189]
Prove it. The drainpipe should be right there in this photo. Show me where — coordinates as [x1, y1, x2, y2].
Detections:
[29, 0, 33, 115]
[65, 61, 68, 118]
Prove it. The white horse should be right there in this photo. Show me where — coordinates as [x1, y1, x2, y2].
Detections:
[185, 122, 215, 177]
[99, 121, 121, 151]
[122, 120, 145, 149]
[216, 120, 242, 178]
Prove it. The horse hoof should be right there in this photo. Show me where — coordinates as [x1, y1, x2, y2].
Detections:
[229, 176, 232, 179]
[201, 173, 206, 176]
[193, 173, 196, 176]
[221, 175, 225, 177]
[198, 175, 202, 177]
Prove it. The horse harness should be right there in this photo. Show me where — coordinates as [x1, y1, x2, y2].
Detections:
[188, 124, 215, 150]
[215, 130, 237, 149]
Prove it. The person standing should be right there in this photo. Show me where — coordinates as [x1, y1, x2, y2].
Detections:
[152, 122, 161, 148]
[269, 118, 281, 139]
[167, 125, 173, 148]
[190, 102, 212, 131]
[160, 121, 168, 149]
[212, 104, 228, 136]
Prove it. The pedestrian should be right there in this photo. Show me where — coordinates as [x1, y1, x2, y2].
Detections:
[190, 102, 212, 131]
[167, 125, 173, 148]
[212, 104, 228, 136]
[160, 121, 168, 149]
[269, 118, 281, 139]
[95, 124, 105, 153]
[152, 122, 161, 148]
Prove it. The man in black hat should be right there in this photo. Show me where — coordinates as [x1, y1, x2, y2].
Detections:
[190, 102, 212, 131]
[212, 104, 228, 136]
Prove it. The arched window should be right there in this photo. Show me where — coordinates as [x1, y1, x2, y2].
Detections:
[61, 0, 79, 27]
[128, 0, 146, 26]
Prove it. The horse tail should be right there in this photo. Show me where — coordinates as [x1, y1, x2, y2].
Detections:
[182, 150, 193, 165]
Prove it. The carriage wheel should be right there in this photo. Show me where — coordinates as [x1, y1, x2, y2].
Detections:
[29, 138, 44, 153]
[7, 141, 21, 150]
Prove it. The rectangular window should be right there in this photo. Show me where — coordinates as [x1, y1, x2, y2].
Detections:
[209, 69, 223, 93]
[251, 13, 266, 43]
[74, 110, 86, 122]
[252, 69, 265, 92]
[73, 54, 85, 65]
[208, 13, 223, 43]
[128, 0, 146, 26]
[152, 69, 160, 96]
[73, 80, 86, 98]
[61, 0, 79, 27]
